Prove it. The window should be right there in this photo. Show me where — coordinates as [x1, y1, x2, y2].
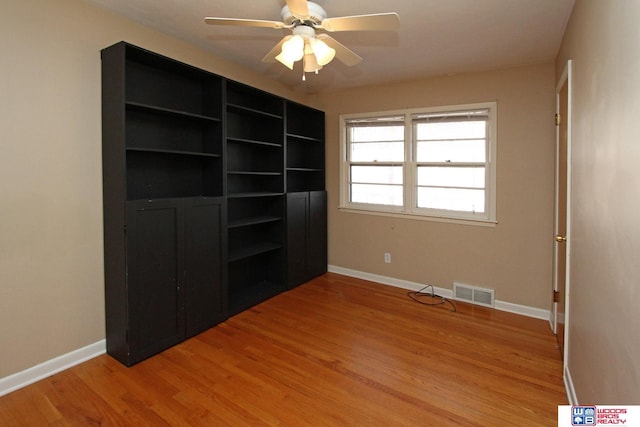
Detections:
[340, 102, 496, 224]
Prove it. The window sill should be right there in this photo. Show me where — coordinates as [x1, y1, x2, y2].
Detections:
[338, 206, 497, 228]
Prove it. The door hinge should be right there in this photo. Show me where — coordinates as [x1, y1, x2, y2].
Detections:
[555, 113, 561, 126]
[553, 290, 559, 303]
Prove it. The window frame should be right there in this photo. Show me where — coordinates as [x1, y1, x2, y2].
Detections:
[339, 102, 497, 225]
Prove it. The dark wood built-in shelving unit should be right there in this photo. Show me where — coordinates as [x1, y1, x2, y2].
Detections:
[285, 103, 327, 288]
[225, 81, 286, 314]
[102, 42, 326, 366]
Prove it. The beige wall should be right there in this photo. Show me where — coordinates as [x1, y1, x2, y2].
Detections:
[556, 0, 640, 403]
[0, 0, 308, 379]
[319, 64, 557, 309]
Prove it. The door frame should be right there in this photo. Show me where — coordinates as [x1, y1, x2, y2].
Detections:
[553, 59, 573, 372]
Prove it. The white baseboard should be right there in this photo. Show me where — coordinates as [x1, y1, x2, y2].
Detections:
[328, 264, 453, 297]
[494, 300, 551, 321]
[564, 365, 578, 405]
[327, 265, 551, 320]
[0, 340, 106, 397]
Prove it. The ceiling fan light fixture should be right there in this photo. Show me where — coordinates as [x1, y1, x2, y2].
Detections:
[275, 52, 295, 70]
[303, 43, 322, 73]
[281, 34, 304, 62]
[309, 38, 336, 66]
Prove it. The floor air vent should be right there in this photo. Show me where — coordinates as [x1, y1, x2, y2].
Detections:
[453, 282, 495, 308]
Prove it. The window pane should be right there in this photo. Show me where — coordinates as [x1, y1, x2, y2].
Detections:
[416, 139, 486, 162]
[418, 166, 484, 188]
[351, 165, 403, 184]
[350, 125, 404, 142]
[417, 187, 485, 213]
[416, 121, 486, 140]
[351, 184, 403, 206]
[350, 141, 404, 162]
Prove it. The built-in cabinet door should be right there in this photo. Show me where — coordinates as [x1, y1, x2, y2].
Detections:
[287, 192, 309, 288]
[185, 198, 225, 337]
[126, 199, 185, 364]
[286, 191, 327, 288]
[307, 191, 327, 279]
[125, 197, 225, 364]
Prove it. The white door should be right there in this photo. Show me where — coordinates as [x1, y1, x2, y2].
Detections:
[553, 60, 572, 361]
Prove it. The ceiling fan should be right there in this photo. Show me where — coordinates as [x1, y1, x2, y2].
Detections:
[205, 0, 399, 77]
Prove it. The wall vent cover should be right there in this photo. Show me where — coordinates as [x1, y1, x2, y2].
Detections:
[453, 282, 495, 308]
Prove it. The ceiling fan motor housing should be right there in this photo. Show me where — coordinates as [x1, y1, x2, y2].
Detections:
[281, 1, 327, 27]
[292, 25, 316, 39]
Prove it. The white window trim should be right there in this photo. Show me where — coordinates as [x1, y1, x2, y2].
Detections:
[339, 102, 497, 226]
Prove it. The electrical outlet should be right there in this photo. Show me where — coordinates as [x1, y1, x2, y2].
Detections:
[384, 252, 391, 263]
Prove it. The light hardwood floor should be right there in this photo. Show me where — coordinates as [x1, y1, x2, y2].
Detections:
[0, 273, 566, 426]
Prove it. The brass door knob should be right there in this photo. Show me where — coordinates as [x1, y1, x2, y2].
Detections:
[555, 235, 567, 243]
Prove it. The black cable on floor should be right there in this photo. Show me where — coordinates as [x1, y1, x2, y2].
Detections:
[407, 284, 457, 312]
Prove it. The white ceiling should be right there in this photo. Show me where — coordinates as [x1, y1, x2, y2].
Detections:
[84, 0, 575, 93]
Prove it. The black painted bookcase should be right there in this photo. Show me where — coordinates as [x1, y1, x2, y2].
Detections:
[101, 42, 326, 366]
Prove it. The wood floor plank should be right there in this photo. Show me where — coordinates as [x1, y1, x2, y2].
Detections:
[0, 273, 566, 426]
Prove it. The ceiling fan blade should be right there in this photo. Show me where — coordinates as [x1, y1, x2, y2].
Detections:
[321, 12, 400, 32]
[204, 17, 286, 29]
[316, 34, 362, 67]
[285, 0, 310, 19]
[262, 36, 292, 63]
